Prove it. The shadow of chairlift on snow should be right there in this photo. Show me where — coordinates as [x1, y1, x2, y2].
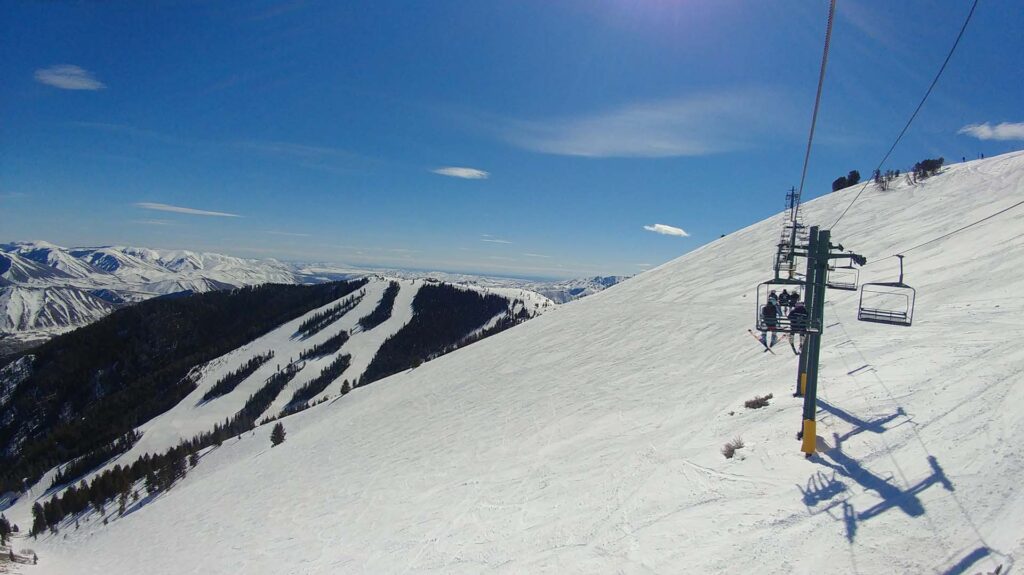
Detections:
[797, 402, 1009, 574]
[817, 399, 908, 443]
[796, 403, 909, 513]
[939, 546, 1004, 575]
[807, 433, 953, 544]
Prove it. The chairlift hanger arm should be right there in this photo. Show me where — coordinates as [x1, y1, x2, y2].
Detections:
[826, 253, 866, 265]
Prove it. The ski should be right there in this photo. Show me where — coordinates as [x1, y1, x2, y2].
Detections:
[773, 332, 792, 350]
[748, 329, 776, 354]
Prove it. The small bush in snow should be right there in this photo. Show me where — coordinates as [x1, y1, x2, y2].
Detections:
[722, 437, 745, 459]
[744, 393, 773, 409]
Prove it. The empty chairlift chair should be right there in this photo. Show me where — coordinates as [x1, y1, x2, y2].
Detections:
[858, 255, 915, 327]
[827, 254, 860, 291]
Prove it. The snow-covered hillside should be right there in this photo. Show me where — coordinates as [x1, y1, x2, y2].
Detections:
[0, 277, 552, 488]
[0, 286, 114, 332]
[10, 153, 1024, 574]
[364, 269, 630, 304]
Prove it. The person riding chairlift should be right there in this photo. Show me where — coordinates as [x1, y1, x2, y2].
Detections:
[761, 300, 779, 347]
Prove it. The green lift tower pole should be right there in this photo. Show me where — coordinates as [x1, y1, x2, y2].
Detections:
[794, 228, 818, 398]
[794, 226, 865, 457]
[800, 227, 831, 456]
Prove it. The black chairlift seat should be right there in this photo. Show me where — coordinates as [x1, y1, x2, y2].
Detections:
[858, 255, 915, 327]
[756, 278, 815, 334]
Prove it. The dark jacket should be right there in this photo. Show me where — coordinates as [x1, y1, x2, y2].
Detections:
[788, 304, 809, 330]
[762, 302, 779, 328]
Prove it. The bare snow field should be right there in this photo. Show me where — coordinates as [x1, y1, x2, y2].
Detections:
[14, 153, 1024, 574]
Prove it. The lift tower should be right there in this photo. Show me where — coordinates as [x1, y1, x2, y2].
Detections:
[787, 226, 865, 456]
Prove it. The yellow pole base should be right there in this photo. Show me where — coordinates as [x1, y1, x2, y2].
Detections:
[800, 373, 808, 396]
[801, 419, 817, 455]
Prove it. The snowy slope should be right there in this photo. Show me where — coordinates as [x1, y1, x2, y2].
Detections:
[0, 252, 72, 285]
[15, 277, 552, 477]
[16, 153, 1024, 574]
[372, 269, 630, 304]
[0, 286, 114, 332]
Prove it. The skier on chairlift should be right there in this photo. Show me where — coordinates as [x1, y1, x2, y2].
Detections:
[779, 289, 792, 311]
[789, 297, 809, 332]
[760, 300, 779, 348]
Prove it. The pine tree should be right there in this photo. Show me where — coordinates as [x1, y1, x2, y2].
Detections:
[145, 470, 158, 495]
[0, 513, 10, 545]
[31, 503, 45, 538]
[271, 422, 286, 447]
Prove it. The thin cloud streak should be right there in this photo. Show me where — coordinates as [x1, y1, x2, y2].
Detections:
[481, 238, 513, 244]
[135, 202, 241, 217]
[267, 230, 312, 237]
[235, 140, 358, 159]
[131, 219, 175, 226]
[69, 123, 368, 172]
[432, 167, 490, 179]
[34, 65, 105, 90]
[958, 122, 1024, 141]
[643, 223, 689, 237]
[500, 89, 786, 158]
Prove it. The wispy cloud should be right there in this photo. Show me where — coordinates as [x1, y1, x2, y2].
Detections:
[132, 219, 175, 226]
[236, 140, 357, 159]
[432, 166, 490, 179]
[135, 202, 241, 218]
[958, 122, 1024, 141]
[522, 253, 551, 258]
[34, 65, 105, 90]
[500, 89, 785, 158]
[643, 223, 689, 237]
[69, 123, 367, 173]
[267, 230, 311, 237]
[481, 238, 512, 244]
[234, 140, 368, 173]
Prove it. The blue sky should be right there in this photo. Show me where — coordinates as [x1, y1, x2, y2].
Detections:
[2, 0, 1022, 279]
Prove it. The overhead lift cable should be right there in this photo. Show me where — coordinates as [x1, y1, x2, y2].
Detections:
[865, 197, 1024, 267]
[795, 0, 837, 204]
[830, 0, 980, 230]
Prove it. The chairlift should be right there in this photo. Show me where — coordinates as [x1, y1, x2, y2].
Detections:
[827, 255, 860, 291]
[755, 278, 814, 334]
[858, 255, 915, 327]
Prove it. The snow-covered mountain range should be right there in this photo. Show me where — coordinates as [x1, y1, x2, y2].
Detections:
[5, 152, 1021, 574]
[0, 242, 626, 350]
[0, 242, 299, 341]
